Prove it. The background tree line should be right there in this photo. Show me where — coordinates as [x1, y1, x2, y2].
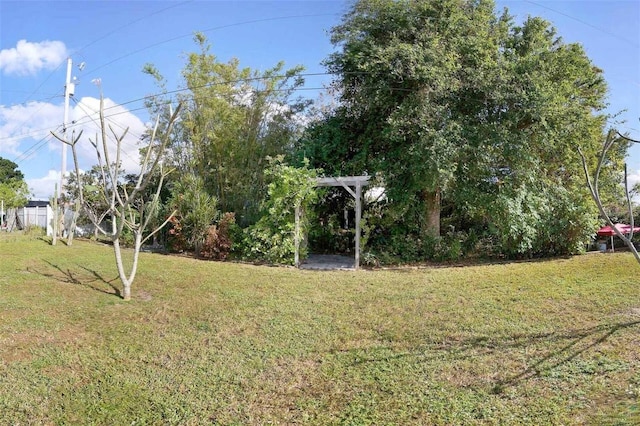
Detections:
[0, 157, 30, 210]
[298, 0, 628, 262]
[67, 0, 631, 264]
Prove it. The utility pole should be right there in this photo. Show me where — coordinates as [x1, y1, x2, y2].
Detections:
[60, 57, 75, 195]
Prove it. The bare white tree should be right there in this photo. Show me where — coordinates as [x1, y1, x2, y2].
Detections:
[578, 129, 640, 264]
[52, 94, 182, 300]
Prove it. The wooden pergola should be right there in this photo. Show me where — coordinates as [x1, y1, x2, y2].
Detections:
[294, 175, 370, 269]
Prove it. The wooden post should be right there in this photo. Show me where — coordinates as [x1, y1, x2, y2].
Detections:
[294, 203, 301, 267]
[355, 183, 362, 270]
[52, 185, 58, 245]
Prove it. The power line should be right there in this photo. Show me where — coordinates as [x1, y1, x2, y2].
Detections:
[70, 96, 146, 166]
[1, 0, 196, 153]
[12, 128, 61, 165]
[82, 13, 340, 77]
[0, 70, 65, 138]
[0, 91, 60, 99]
[74, 1, 194, 57]
[3, 7, 342, 174]
[5, 64, 626, 152]
[3, 70, 337, 142]
[523, 0, 640, 48]
[0, 92, 64, 143]
[0, 72, 332, 147]
[6, 72, 333, 167]
[62, 86, 331, 137]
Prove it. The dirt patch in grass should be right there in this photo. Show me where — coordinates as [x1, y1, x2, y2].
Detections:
[1, 325, 88, 363]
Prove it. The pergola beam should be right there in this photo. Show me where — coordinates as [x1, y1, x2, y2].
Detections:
[315, 176, 371, 187]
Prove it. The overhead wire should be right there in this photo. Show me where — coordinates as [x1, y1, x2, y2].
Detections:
[70, 96, 145, 167]
[9, 65, 630, 161]
[3, 6, 342, 174]
[6, 2, 639, 170]
[74, 0, 194, 57]
[1, 69, 337, 153]
[82, 12, 341, 77]
[523, 0, 640, 48]
[0, 91, 65, 144]
[12, 126, 62, 165]
[523, 0, 640, 135]
[2, 0, 196, 164]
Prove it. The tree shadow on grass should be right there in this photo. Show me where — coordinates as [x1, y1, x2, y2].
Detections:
[32, 260, 121, 298]
[345, 319, 640, 393]
[487, 320, 640, 393]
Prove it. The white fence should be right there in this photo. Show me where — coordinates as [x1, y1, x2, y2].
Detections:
[2, 205, 54, 236]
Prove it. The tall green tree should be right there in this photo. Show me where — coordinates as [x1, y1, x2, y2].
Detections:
[301, 0, 619, 258]
[0, 157, 25, 182]
[0, 157, 29, 208]
[144, 33, 308, 225]
[320, 0, 505, 237]
[449, 15, 620, 256]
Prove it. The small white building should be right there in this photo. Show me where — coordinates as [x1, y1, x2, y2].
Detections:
[2, 200, 54, 236]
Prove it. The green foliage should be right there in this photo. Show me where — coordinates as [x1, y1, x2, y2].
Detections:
[22, 224, 45, 237]
[244, 157, 320, 264]
[0, 157, 29, 208]
[0, 157, 24, 182]
[0, 179, 29, 208]
[169, 174, 219, 252]
[144, 33, 309, 226]
[299, 0, 617, 260]
[306, 188, 357, 255]
[63, 166, 110, 230]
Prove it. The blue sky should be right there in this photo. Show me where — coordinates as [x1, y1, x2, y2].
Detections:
[0, 0, 638, 200]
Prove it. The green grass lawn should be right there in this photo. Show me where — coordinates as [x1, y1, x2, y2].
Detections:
[1, 233, 638, 425]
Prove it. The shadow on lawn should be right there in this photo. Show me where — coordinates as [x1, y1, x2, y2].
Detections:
[489, 320, 640, 393]
[347, 319, 640, 393]
[32, 260, 121, 298]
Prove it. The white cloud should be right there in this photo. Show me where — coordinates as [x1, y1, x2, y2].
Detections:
[629, 170, 640, 188]
[0, 101, 64, 157]
[0, 40, 68, 76]
[2, 96, 148, 200]
[68, 97, 147, 175]
[0, 97, 146, 173]
[0, 97, 147, 171]
[27, 169, 60, 200]
[627, 169, 640, 202]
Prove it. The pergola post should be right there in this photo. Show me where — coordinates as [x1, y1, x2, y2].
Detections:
[355, 182, 362, 269]
[294, 203, 301, 267]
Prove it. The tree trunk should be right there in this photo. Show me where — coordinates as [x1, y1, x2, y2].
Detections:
[422, 188, 441, 237]
[122, 281, 131, 301]
[66, 199, 80, 246]
[112, 231, 143, 301]
[52, 186, 58, 246]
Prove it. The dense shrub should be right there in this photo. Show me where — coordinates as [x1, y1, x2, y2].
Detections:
[244, 157, 320, 265]
[200, 213, 237, 261]
[169, 174, 219, 254]
[166, 215, 188, 252]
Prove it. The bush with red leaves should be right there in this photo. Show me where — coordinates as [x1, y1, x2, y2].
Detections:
[200, 213, 236, 260]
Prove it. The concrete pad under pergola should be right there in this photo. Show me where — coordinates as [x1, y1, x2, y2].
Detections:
[294, 175, 370, 270]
